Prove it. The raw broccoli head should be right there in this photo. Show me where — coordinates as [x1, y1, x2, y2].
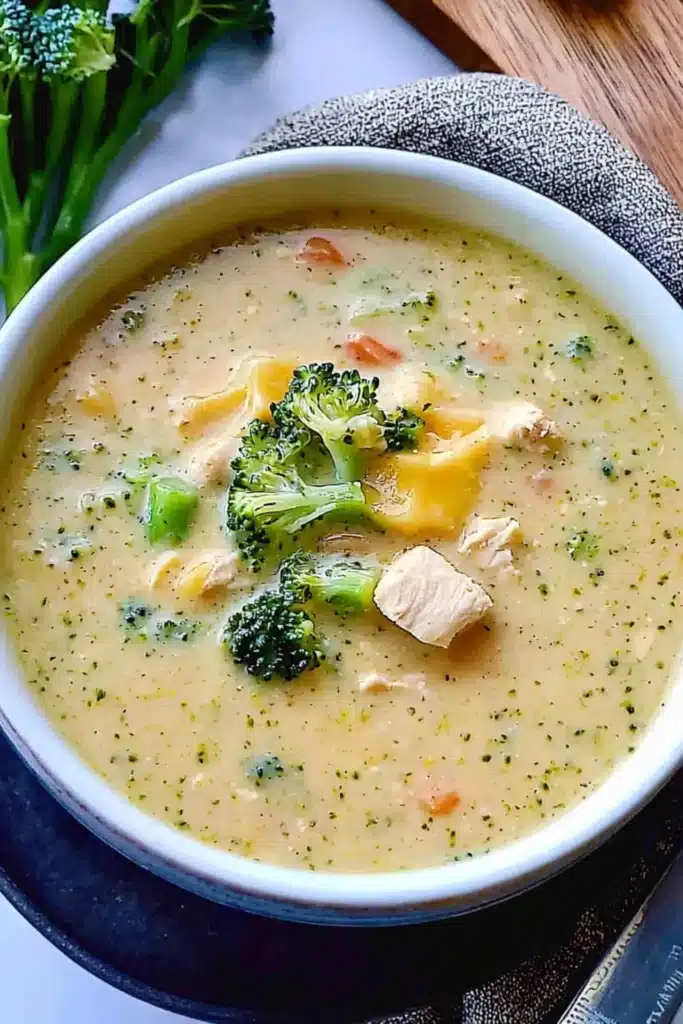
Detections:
[227, 418, 368, 570]
[383, 406, 424, 451]
[272, 362, 386, 482]
[223, 590, 325, 682]
[29, 6, 115, 83]
[279, 550, 380, 613]
[0, 0, 32, 75]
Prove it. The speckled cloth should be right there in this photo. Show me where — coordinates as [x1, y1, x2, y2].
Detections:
[243, 74, 683, 1024]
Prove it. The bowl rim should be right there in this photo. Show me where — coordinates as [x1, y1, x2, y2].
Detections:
[2, 144, 683, 914]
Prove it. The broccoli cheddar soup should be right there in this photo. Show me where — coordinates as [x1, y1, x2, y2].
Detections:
[2, 214, 682, 873]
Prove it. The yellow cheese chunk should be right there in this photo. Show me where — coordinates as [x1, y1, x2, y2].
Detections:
[244, 356, 297, 420]
[171, 385, 247, 435]
[379, 364, 483, 441]
[76, 381, 116, 418]
[171, 356, 296, 436]
[422, 405, 485, 439]
[175, 551, 240, 600]
[370, 426, 489, 536]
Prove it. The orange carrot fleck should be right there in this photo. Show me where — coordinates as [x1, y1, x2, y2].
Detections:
[344, 333, 402, 366]
[475, 337, 508, 363]
[297, 236, 346, 266]
[418, 785, 461, 817]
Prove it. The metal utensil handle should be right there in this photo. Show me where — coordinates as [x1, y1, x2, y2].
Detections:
[558, 849, 683, 1024]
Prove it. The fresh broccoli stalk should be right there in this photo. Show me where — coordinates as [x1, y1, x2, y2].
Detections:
[0, 1, 274, 311]
[383, 407, 424, 451]
[272, 363, 386, 483]
[223, 590, 325, 682]
[145, 476, 199, 545]
[227, 419, 369, 570]
[279, 551, 380, 613]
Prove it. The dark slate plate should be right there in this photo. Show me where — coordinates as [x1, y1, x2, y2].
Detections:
[2, 730, 683, 1023]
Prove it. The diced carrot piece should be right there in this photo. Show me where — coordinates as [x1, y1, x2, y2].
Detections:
[344, 333, 402, 366]
[475, 337, 508, 363]
[418, 785, 461, 817]
[297, 236, 346, 266]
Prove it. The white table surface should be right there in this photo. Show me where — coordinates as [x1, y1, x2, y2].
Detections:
[0, 2, 456, 1022]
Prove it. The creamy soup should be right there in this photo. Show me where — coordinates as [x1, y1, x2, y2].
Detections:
[2, 213, 682, 873]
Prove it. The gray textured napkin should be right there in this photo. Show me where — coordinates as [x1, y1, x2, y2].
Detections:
[244, 74, 683, 1024]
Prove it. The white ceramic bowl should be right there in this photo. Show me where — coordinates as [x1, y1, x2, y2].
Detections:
[1, 147, 682, 925]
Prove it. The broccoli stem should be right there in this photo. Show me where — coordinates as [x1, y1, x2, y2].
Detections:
[0, 102, 37, 311]
[39, 19, 182, 272]
[313, 564, 380, 611]
[23, 81, 79, 237]
[18, 76, 36, 193]
[39, 71, 108, 243]
[0, 106, 21, 228]
[280, 552, 380, 613]
[3, 237, 38, 312]
[285, 480, 367, 532]
[324, 437, 365, 484]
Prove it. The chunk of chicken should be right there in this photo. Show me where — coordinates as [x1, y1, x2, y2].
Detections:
[487, 401, 561, 449]
[373, 546, 492, 648]
[459, 515, 523, 570]
[358, 671, 427, 694]
[186, 433, 240, 488]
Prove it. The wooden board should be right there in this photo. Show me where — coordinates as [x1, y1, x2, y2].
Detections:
[386, 0, 683, 205]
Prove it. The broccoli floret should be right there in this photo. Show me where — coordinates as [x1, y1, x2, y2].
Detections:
[29, 7, 114, 82]
[279, 551, 380, 613]
[272, 363, 386, 482]
[383, 407, 424, 451]
[119, 599, 153, 633]
[223, 590, 325, 681]
[0, 0, 31, 75]
[227, 419, 368, 570]
[227, 478, 366, 571]
[230, 418, 310, 490]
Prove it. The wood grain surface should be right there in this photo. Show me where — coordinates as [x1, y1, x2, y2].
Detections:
[386, 0, 683, 204]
